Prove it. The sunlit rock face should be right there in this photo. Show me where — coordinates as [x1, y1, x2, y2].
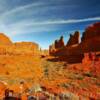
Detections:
[81, 22, 100, 52]
[13, 42, 39, 55]
[54, 36, 65, 49]
[49, 36, 65, 55]
[49, 22, 100, 63]
[66, 31, 80, 47]
[81, 22, 100, 42]
[0, 33, 39, 55]
[49, 44, 55, 54]
[0, 33, 12, 45]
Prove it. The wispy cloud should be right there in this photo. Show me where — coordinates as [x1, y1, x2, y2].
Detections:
[0, 0, 100, 36]
[0, 0, 77, 24]
[9, 17, 100, 28]
[33, 17, 100, 25]
[9, 17, 100, 26]
[45, 17, 100, 24]
[0, 16, 100, 37]
[0, 2, 43, 19]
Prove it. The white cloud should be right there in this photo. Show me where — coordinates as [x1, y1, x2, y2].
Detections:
[28, 17, 100, 25]
[0, 2, 43, 19]
[0, 16, 100, 37]
[9, 17, 100, 28]
[0, 1, 99, 36]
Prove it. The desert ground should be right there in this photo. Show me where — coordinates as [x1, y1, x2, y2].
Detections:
[0, 54, 99, 100]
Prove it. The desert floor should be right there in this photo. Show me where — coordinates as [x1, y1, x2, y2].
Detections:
[0, 55, 100, 99]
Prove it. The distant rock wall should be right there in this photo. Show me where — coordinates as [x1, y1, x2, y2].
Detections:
[0, 33, 39, 55]
[13, 42, 39, 55]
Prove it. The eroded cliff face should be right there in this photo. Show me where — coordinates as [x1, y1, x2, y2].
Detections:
[49, 36, 65, 55]
[0, 33, 39, 55]
[49, 22, 100, 63]
[13, 42, 39, 55]
[0, 33, 12, 45]
[54, 36, 64, 49]
[81, 22, 100, 52]
[81, 22, 100, 42]
[66, 31, 80, 47]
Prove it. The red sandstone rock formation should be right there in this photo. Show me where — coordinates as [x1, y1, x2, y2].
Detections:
[0, 33, 12, 45]
[54, 40, 59, 49]
[13, 42, 39, 55]
[82, 52, 100, 76]
[49, 43, 55, 54]
[49, 36, 64, 55]
[49, 22, 100, 63]
[58, 36, 64, 48]
[67, 31, 80, 47]
[0, 33, 39, 55]
[81, 22, 100, 42]
[55, 36, 64, 49]
[81, 22, 100, 52]
[14, 42, 38, 51]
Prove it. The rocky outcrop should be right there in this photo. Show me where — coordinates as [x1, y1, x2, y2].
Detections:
[0, 33, 12, 45]
[49, 36, 64, 54]
[81, 22, 100, 42]
[0, 34, 39, 55]
[82, 52, 100, 77]
[13, 42, 39, 55]
[55, 36, 64, 49]
[81, 22, 100, 52]
[49, 43, 55, 54]
[49, 22, 100, 63]
[67, 31, 80, 47]
[58, 36, 64, 48]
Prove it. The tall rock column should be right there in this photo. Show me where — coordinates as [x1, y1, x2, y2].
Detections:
[66, 31, 80, 47]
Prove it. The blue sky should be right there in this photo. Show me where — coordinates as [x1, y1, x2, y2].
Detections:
[0, 0, 100, 49]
